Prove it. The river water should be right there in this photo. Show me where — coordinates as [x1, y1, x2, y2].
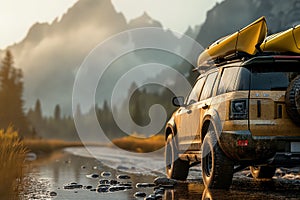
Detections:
[21, 146, 300, 200]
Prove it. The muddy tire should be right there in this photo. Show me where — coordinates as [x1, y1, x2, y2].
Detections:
[250, 166, 276, 179]
[201, 131, 234, 189]
[165, 134, 189, 180]
[286, 75, 300, 125]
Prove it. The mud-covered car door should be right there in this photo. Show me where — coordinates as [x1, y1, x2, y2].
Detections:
[186, 71, 218, 151]
[175, 77, 205, 151]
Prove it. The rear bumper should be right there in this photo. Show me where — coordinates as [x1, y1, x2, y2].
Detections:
[268, 152, 300, 167]
[219, 130, 300, 166]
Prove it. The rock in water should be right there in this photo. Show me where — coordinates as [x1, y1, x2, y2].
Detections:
[136, 183, 156, 188]
[101, 171, 112, 177]
[117, 174, 131, 179]
[153, 177, 177, 186]
[86, 173, 99, 178]
[49, 191, 57, 196]
[133, 191, 147, 198]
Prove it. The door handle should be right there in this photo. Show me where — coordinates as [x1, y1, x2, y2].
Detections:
[202, 104, 209, 109]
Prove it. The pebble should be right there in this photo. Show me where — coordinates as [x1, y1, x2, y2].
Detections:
[153, 177, 177, 186]
[101, 171, 112, 177]
[99, 179, 110, 184]
[134, 191, 147, 198]
[159, 185, 174, 189]
[110, 180, 119, 185]
[86, 173, 99, 178]
[144, 194, 156, 200]
[49, 191, 57, 196]
[154, 189, 164, 195]
[81, 165, 86, 169]
[98, 184, 110, 188]
[63, 183, 83, 189]
[136, 183, 156, 188]
[117, 165, 129, 170]
[90, 189, 96, 192]
[85, 185, 93, 189]
[97, 187, 109, 193]
[117, 174, 131, 179]
[119, 183, 132, 187]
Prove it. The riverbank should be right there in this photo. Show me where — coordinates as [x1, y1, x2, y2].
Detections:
[22, 146, 300, 200]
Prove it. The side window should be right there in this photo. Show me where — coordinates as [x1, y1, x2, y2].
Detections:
[217, 67, 240, 95]
[235, 68, 250, 90]
[186, 77, 205, 105]
[200, 72, 218, 101]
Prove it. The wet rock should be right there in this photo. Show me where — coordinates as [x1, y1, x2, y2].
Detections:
[155, 194, 163, 200]
[49, 191, 57, 196]
[154, 189, 164, 195]
[153, 177, 177, 186]
[97, 186, 109, 193]
[136, 183, 156, 188]
[99, 179, 110, 184]
[70, 182, 77, 185]
[109, 186, 121, 192]
[81, 165, 86, 169]
[85, 185, 93, 189]
[64, 183, 83, 189]
[125, 186, 133, 190]
[117, 165, 129, 170]
[144, 194, 156, 200]
[86, 173, 99, 178]
[101, 171, 112, 177]
[159, 185, 174, 189]
[90, 189, 96, 192]
[134, 191, 147, 198]
[117, 174, 131, 179]
[98, 184, 110, 188]
[119, 183, 132, 187]
[110, 180, 119, 185]
[93, 166, 98, 170]
[74, 191, 78, 193]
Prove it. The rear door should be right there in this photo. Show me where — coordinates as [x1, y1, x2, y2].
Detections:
[249, 64, 300, 137]
[176, 77, 205, 151]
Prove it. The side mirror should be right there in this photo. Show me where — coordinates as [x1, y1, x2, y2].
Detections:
[172, 96, 185, 107]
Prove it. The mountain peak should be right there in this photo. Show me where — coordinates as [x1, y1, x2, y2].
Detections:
[129, 11, 162, 28]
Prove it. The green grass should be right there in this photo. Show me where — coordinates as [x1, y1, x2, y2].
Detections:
[112, 134, 165, 153]
[0, 127, 27, 200]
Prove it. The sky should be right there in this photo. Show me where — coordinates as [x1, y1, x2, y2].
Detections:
[0, 0, 222, 49]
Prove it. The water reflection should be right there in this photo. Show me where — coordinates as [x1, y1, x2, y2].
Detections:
[164, 177, 300, 200]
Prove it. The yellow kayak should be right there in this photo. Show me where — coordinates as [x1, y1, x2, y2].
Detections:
[197, 17, 267, 67]
[260, 25, 300, 54]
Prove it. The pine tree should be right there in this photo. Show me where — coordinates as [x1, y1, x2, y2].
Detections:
[54, 104, 61, 121]
[0, 50, 30, 136]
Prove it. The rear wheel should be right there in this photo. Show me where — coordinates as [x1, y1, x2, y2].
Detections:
[201, 130, 234, 189]
[165, 134, 189, 180]
[250, 166, 276, 179]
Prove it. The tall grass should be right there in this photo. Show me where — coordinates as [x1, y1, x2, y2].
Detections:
[0, 127, 27, 200]
[23, 139, 84, 154]
[112, 134, 165, 153]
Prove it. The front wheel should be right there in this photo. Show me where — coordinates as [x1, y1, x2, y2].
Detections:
[201, 131, 234, 189]
[250, 166, 276, 179]
[165, 134, 189, 180]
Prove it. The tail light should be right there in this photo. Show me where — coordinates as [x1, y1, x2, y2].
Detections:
[230, 99, 248, 120]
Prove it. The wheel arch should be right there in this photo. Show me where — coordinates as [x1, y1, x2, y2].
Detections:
[200, 110, 223, 144]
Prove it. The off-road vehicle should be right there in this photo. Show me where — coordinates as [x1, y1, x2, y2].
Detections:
[165, 18, 300, 189]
